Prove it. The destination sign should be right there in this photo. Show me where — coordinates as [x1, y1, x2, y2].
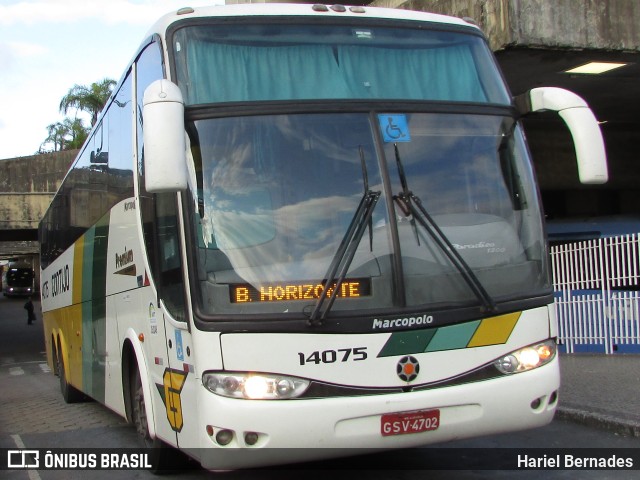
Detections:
[230, 279, 371, 303]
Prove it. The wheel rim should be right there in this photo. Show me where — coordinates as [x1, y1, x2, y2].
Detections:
[133, 375, 153, 447]
[56, 349, 65, 392]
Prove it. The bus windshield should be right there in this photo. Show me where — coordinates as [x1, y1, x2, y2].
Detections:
[172, 22, 510, 105]
[174, 20, 547, 321]
[6, 267, 34, 287]
[186, 112, 549, 319]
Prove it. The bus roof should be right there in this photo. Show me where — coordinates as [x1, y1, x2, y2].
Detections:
[144, 3, 479, 39]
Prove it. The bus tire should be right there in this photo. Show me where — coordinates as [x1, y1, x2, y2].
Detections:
[131, 366, 186, 474]
[55, 341, 85, 404]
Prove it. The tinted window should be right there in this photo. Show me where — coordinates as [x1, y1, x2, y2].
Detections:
[136, 41, 187, 321]
[40, 73, 133, 268]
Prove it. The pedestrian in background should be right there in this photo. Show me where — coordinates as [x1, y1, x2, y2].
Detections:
[24, 297, 36, 325]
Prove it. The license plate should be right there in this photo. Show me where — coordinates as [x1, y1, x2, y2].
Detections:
[381, 409, 440, 437]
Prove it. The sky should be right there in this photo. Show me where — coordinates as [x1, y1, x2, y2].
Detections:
[0, 0, 221, 160]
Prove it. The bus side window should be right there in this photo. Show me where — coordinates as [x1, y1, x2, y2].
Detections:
[154, 192, 186, 322]
[136, 41, 186, 322]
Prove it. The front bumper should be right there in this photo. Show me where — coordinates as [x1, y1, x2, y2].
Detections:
[189, 357, 559, 470]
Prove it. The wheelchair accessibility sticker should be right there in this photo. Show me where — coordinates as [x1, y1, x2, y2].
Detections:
[379, 114, 411, 143]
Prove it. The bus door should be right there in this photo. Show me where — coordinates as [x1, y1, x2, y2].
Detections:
[145, 192, 199, 448]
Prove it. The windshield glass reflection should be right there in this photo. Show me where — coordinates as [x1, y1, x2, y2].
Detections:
[187, 112, 548, 318]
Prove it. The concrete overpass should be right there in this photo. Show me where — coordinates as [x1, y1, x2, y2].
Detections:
[0, 150, 76, 262]
[2, 0, 639, 264]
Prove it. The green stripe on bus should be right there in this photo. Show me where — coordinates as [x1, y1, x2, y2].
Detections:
[79, 213, 110, 403]
[82, 227, 95, 302]
[91, 213, 110, 403]
[378, 329, 437, 357]
[72, 236, 84, 305]
[425, 320, 480, 352]
[81, 225, 95, 394]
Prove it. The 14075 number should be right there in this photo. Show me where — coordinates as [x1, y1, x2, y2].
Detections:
[298, 347, 367, 365]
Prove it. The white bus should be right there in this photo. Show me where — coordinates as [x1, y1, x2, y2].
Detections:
[39, 3, 607, 471]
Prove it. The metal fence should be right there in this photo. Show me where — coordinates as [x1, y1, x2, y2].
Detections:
[551, 234, 640, 354]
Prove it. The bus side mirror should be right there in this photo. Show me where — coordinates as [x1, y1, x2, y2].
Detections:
[515, 87, 608, 185]
[142, 80, 188, 192]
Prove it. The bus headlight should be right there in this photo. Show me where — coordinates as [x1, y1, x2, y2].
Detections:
[203, 372, 310, 400]
[494, 340, 556, 375]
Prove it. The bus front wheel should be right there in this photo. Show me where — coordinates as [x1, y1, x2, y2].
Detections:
[131, 367, 185, 473]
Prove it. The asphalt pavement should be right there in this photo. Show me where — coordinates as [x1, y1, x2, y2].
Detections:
[557, 352, 640, 437]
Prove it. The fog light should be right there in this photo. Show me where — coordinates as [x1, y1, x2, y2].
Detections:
[244, 432, 259, 446]
[530, 397, 542, 410]
[216, 429, 234, 446]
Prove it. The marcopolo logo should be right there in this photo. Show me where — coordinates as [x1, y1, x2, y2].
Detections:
[452, 241, 506, 254]
[372, 314, 433, 330]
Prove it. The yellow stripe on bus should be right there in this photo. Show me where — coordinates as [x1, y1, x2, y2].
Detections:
[467, 312, 520, 347]
[47, 303, 84, 391]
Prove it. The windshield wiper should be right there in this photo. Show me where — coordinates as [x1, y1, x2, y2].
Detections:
[392, 145, 497, 314]
[360, 145, 375, 252]
[307, 189, 380, 326]
[307, 148, 380, 326]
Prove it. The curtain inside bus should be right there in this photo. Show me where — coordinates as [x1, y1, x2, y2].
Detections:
[180, 40, 488, 104]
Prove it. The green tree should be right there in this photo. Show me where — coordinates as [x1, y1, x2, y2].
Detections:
[40, 78, 116, 153]
[42, 121, 68, 152]
[59, 77, 116, 127]
[62, 117, 89, 149]
[40, 118, 88, 152]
